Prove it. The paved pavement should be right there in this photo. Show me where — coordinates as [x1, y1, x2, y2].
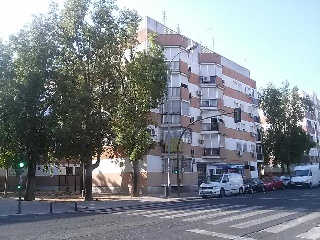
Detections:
[0, 192, 199, 217]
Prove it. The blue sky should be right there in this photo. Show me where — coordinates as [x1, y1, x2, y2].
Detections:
[1, 0, 319, 94]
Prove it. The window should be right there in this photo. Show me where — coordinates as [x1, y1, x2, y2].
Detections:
[181, 101, 190, 116]
[236, 142, 242, 151]
[181, 158, 192, 172]
[162, 115, 181, 124]
[66, 167, 73, 176]
[243, 143, 247, 152]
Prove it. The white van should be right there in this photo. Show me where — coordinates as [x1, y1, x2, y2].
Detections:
[291, 164, 320, 188]
[199, 173, 244, 198]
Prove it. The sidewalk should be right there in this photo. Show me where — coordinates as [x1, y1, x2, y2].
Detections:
[0, 192, 199, 217]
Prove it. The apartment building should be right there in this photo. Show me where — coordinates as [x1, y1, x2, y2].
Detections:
[91, 17, 261, 194]
[300, 91, 320, 163]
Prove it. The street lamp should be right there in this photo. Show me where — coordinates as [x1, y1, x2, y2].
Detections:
[165, 43, 197, 198]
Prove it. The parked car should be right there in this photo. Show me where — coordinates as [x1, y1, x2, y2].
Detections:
[243, 178, 265, 194]
[280, 175, 292, 188]
[199, 173, 244, 198]
[263, 176, 285, 190]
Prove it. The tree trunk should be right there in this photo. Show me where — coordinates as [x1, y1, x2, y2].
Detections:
[4, 168, 8, 198]
[84, 150, 102, 201]
[132, 160, 139, 197]
[24, 162, 36, 201]
[85, 158, 93, 201]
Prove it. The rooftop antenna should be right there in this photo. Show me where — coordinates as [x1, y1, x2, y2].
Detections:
[162, 11, 167, 26]
[177, 24, 181, 34]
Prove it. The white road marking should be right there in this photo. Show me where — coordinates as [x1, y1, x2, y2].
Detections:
[186, 229, 256, 240]
[144, 204, 228, 217]
[125, 203, 211, 216]
[296, 227, 320, 239]
[262, 212, 320, 233]
[206, 207, 273, 225]
[230, 210, 297, 228]
[182, 205, 248, 222]
[159, 204, 244, 219]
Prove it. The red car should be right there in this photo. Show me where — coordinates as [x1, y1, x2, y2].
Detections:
[262, 176, 285, 191]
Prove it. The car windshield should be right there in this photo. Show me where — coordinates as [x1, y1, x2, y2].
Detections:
[294, 170, 309, 177]
[205, 174, 222, 183]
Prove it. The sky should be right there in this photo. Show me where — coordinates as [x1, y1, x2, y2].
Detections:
[0, 0, 319, 95]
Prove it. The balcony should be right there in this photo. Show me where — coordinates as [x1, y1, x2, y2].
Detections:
[200, 99, 218, 108]
[200, 76, 216, 85]
[252, 98, 259, 106]
[168, 87, 181, 98]
[202, 123, 219, 131]
[203, 148, 220, 156]
[254, 116, 260, 123]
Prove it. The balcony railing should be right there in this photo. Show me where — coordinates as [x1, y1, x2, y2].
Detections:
[201, 99, 217, 107]
[202, 123, 219, 131]
[203, 148, 220, 156]
[252, 98, 259, 106]
[200, 76, 216, 84]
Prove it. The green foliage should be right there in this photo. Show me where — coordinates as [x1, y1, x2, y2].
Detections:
[259, 81, 315, 172]
[112, 34, 168, 161]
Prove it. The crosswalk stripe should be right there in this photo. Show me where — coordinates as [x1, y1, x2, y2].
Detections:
[124, 203, 210, 216]
[230, 210, 297, 228]
[262, 212, 320, 233]
[144, 204, 226, 217]
[186, 229, 257, 240]
[206, 207, 272, 225]
[296, 226, 320, 240]
[159, 204, 242, 219]
[182, 205, 248, 222]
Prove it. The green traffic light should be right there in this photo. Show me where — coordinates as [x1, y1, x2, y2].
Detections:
[18, 162, 25, 168]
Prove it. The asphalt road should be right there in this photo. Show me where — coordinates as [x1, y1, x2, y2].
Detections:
[1, 187, 320, 240]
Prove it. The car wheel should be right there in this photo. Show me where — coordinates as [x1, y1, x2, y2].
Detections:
[262, 186, 266, 193]
[308, 182, 312, 189]
[272, 185, 276, 191]
[201, 195, 208, 199]
[219, 188, 225, 198]
[281, 184, 285, 190]
[239, 187, 244, 195]
[249, 188, 254, 194]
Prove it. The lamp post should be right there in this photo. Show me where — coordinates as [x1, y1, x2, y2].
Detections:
[165, 43, 197, 198]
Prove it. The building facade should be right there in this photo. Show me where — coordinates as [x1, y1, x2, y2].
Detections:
[300, 91, 320, 163]
[92, 17, 261, 194]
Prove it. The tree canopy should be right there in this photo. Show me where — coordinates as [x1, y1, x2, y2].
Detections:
[0, 0, 168, 200]
[259, 81, 315, 173]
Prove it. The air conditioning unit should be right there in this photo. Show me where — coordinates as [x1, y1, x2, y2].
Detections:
[250, 112, 254, 118]
[190, 117, 195, 123]
[196, 90, 202, 96]
[198, 139, 204, 144]
[252, 151, 257, 157]
[237, 150, 243, 156]
[251, 132, 256, 136]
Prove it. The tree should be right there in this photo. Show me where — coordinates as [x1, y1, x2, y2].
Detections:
[50, 0, 142, 201]
[259, 81, 315, 174]
[112, 34, 168, 196]
[0, 8, 59, 200]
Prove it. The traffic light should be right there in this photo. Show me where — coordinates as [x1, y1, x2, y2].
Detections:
[234, 107, 241, 123]
[18, 162, 25, 168]
[173, 167, 178, 174]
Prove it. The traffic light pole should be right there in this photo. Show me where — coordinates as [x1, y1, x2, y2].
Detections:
[176, 108, 240, 197]
[17, 170, 22, 214]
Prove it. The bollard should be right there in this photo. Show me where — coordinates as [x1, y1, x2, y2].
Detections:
[49, 202, 53, 213]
